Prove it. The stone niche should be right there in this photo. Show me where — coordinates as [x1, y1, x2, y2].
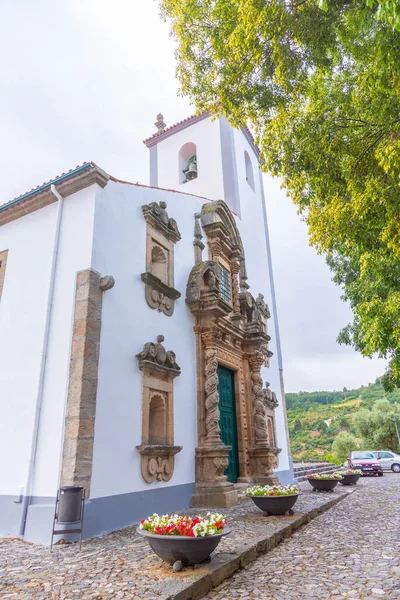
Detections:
[136, 335, 182, 483]
[141, 201, 181, 316]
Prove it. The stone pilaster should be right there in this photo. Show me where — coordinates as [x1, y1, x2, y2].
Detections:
[60, 269, 114, 498]
[248, 355, 280, 484]
[193, 213, 205, 265]
[230, 260, 241, 319]
[0, 249, 9, 301]
[248, 447, 280, 485]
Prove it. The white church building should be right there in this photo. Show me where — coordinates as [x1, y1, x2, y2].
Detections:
[0, 112, 293, 544]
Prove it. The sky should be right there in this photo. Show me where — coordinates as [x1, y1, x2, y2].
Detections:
[0, 0, 386, 392]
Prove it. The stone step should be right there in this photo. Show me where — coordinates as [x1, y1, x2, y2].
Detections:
[293, 462, 338, 483]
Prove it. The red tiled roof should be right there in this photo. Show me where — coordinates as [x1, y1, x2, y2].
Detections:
[143, 111, 261, 157]
[0, 162, 95, 211]
[143, 112, 210, 147]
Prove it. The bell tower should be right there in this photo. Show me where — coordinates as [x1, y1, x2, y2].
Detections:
[143, 112, 263, 219]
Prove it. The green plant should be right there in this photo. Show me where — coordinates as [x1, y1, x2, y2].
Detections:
[332, 432, 359, 463]
[355, 399, 400, 452]
[160, 0, 400, 389]
[245, 484, 300, 497]
[325, 453, 342, 466]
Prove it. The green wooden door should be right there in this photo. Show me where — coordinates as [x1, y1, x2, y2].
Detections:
[217, 366, 240, 483]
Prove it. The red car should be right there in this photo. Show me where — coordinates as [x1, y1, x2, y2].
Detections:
[348, 451, 383, 476]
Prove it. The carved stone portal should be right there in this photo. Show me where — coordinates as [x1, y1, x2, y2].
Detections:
[136, 336, 182, 483]
[186, 200, 281, 507]
[142, 201, 181, 316]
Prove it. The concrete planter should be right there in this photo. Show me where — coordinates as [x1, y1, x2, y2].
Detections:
[249, 494, 299, 516]
[307, 478, 339, 492]
[137, 527, 231, 567]
[339, 473, 360, 486]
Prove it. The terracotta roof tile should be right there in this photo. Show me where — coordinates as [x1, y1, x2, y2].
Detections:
[143, 111, 261, 157]
[1, 162, 94, 210]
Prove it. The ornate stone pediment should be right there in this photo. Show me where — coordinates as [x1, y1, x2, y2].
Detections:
[186, 260, 231, 318]
[136, 335, 181, 378]
[142, 201, 181, 243]
[200, 200, 244, 262]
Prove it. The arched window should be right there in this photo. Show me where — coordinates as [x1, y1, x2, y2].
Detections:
[244, 150, 255, 192]
[179, 142, 198, 184]
[148, 394, 167, 445]
[151, 245, 167, 283]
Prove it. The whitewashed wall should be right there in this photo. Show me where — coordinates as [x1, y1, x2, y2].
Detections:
[232, 128, 289, 473]
[155, 117, 225, 202]
[90, 182, 204, 498]
[0, 187, 96, 500]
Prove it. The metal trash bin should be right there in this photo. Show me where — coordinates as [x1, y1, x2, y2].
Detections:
[57, 486, 84, 523]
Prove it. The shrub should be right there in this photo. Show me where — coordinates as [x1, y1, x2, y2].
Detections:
[332, 432, 358, 463]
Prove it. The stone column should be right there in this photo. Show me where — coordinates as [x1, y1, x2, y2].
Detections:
[60, 269, 114, 498]
[192, 330, 238, 508]
[203, 337, 222, 446]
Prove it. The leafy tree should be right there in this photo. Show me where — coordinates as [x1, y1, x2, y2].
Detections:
[160, 0, 400, 390]
[332, 431, 359, 463]
[312, 418, 328, 433]
[319, 0, 400, 29]
[292, 417, 302, 433]
[355, 398, 400, 452]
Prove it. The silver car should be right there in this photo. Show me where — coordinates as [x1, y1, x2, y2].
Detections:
[372, 451, 400, 473]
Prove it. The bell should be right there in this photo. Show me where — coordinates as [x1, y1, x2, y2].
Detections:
[186, 162, 198, 181]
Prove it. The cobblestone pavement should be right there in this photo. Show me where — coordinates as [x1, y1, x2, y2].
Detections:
[204, 474, 400, 600]
[0, 475, 396, 599]
[0, 480, 352, 599]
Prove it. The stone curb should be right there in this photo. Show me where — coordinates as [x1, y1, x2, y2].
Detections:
[165, 488, 356, 600]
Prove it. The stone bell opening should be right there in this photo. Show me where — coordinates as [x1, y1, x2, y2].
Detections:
[217, 366, 240, 483]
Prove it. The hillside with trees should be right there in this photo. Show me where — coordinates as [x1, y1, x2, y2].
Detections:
[286, 379, 400, 461]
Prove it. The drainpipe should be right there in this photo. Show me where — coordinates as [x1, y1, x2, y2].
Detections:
[19, 185, 64, 536]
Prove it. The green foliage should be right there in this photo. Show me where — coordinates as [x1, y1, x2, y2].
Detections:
[355, 398, 400, 452]
[319, 0, 400, 29]
[285, 378, 398, 460]
[332, 431, 359, 463]
[160, 0, 400, 390]
[325, 452, 342, 465]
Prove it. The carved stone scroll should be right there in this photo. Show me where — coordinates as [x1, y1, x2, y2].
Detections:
[136, 444, 182, 483]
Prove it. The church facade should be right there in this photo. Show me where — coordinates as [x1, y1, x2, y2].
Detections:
[0, 113, 293, 544]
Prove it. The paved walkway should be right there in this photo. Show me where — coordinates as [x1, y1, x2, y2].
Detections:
[0, 475, 398, 599]
[0, 482, 352, 599]
[204, 474, 400, 599]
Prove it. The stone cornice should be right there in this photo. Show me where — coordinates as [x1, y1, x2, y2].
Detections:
[0, 165, 109, 227]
